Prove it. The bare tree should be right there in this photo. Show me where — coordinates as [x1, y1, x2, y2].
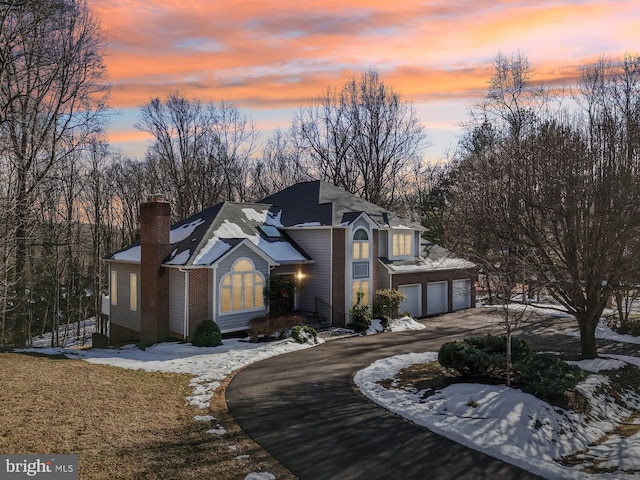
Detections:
[250, 128, 309, 199]
[136, 93, 256, 218]
[450, 53, 640, 358]
[0, 0, 108, 345]
[474, 51, 548, 142]
[292, 69, 429, 209]
[292, 85, 357, 192]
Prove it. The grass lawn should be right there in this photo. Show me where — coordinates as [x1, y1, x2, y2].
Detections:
[0, 352, 295, 480]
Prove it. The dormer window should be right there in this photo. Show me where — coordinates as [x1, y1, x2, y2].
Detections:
[352, 228, 370, 260]
[391, 231, 413, 257]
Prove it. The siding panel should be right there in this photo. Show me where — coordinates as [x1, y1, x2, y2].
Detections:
[109, 263, 141, 332]
[286, 229, 332, 312]
[169, 269, 186, 337]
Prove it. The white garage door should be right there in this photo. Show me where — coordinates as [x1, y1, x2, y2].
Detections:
[398, 284, 421, 318]
[452, 279, 472, 311]
[427, 281, 448, 316]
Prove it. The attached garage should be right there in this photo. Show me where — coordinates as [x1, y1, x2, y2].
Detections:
[398, 284, 421, 318]
[452, 279, 472, 311]
[426, 281, 448, 316]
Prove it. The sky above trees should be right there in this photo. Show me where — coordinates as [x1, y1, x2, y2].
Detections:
[91, 0, 640, 159]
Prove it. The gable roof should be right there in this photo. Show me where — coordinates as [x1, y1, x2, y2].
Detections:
[259, 180, 423, 230]
[107, 202, 312, 267]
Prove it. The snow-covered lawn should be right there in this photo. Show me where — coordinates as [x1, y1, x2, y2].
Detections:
[354, 317, 640, 479]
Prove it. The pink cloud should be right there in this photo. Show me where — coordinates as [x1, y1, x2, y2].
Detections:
[89, 0, 640, 157]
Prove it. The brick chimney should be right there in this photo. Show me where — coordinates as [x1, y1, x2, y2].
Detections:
[140, 194, 171, 343]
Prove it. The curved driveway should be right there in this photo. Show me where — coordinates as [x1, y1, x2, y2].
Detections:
[227, 311, 570, 480]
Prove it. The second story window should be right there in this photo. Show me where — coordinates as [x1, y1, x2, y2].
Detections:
[392, 231, 413, 257]
[352, 228, 370, 260]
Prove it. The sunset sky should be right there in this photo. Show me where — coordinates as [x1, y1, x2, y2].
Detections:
[90, 0, 640, 161]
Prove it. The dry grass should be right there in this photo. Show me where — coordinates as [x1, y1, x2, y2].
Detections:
[0, 352, 296, 480]
[378, 361, 458, 397]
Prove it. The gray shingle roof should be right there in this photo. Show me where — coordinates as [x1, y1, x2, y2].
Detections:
[260, 180, 423, 229]
[107, 202, 312, 266]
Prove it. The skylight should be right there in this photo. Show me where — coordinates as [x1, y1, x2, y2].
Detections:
[258, 225, 283, 238]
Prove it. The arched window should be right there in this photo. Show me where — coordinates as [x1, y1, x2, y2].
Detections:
[352, 228, 370, 260]
[220, 258, 265, 314]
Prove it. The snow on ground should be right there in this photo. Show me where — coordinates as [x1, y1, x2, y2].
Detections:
[355, 352, 640, 479]
[28, 337, 321, 409]
[365, 316, 426, 335]
[24, 317, 426, 479]
[30, 318, 96, 348]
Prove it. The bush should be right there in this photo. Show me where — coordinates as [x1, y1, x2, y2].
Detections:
[264, 275, 296, 317]
[514, 354, 586, 399]
[191, 320, 222, 347]
[248, 314, 303, 342]
[438, 335, 530, 377]
[373, 288, 407, 321]
[291, 325, 318, 344]
[438, 335, 586, 402]
[349, 303, 372, 334]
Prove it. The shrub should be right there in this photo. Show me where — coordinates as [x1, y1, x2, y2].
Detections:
[438, 335, 586, 402]
[514, 354, 586, 399]
[264, 275, 296, 316]
[291, 325, 318, 344]
[349, 303, 372, 334]
[438, 335, 530, 377]
[374, 288, 407, 321]
[273, 314, 303, 338]
[248, 315, 303, 342]
[191, 320, 222, 347]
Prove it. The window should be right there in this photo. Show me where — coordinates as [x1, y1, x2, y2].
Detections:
[392, 231, 413, 257]
[130, 273, 138, 311]
[352, 280, 370, 305]
[110, 271, 117, 305]
[220, 258, 265, 314]
[353, 262, 369, 278]
[352, 228, 370, 259]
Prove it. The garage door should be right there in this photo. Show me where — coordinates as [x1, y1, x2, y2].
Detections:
[427, 281, 448, 316]
[398, 284, 421, 318]
[452, 279, 471, 311]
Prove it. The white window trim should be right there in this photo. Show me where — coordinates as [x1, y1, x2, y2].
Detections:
[129, 273, 138, 311]
[110, 270, 117, 306]
[352, 227, 370, 260]
[218, 257, 266, 316]
[390, 230, 414, 259]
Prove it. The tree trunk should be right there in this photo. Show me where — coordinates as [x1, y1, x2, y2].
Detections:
[578, 314, 599, 359]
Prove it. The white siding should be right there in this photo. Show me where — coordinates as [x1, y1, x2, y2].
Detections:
[109, 263, 141, 332]
[376, 261, 391, 290]
[286, 229, 332, 311]
[169, 269, 186, 336]
[378, 230, 388, 258]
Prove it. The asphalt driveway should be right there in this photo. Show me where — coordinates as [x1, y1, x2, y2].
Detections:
[227, 310, 578, 480]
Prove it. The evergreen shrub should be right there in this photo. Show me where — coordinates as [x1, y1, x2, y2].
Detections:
[191, 320, 222, 347]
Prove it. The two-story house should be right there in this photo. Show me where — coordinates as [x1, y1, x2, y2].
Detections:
[105, 180, 477, 343]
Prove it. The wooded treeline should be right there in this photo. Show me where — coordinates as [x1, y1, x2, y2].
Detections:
[1, 1, 639, 358]
[0, 0, 433, 346]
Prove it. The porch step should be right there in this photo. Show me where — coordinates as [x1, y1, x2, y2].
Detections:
[301, 311, 333, 331]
